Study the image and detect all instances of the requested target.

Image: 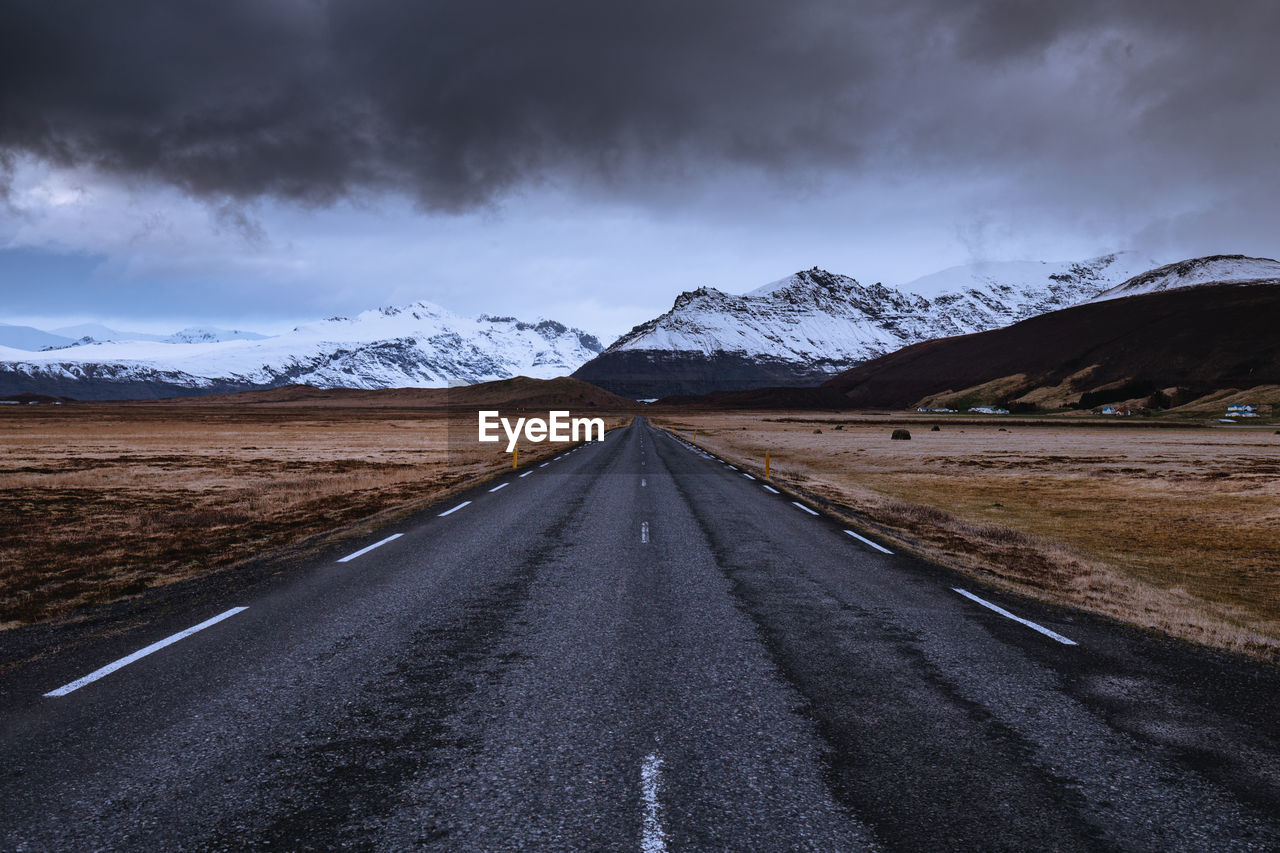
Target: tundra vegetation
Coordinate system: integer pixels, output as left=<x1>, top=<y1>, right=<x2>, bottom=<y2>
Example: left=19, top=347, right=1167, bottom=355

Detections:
left=653, top=412, right=1280, bottom=661
left=0, top=404, right=628, bottom=628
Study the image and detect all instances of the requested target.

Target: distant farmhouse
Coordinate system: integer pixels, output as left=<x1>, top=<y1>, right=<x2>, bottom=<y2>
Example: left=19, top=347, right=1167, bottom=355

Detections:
left=1225, top=403, right=1259, bottom=417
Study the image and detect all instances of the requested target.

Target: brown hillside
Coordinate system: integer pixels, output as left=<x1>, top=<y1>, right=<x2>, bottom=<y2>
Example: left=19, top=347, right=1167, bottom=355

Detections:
left=823, top=283, right=1280, bottom=409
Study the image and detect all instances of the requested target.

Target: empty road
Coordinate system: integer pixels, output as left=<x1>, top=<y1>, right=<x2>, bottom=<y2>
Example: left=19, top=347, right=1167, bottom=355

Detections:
left=3, top=417, right=1278, bottom=850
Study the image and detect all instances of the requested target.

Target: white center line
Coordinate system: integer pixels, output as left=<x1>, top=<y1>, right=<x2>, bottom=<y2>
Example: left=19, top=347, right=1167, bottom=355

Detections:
left=44, top=607, right=248, bottom=697
left=539, top=462, right=550, bottom=468
left=742, top=473, right=755, bottom=480
left=438, top=500, right=472, bottom=517
left=792, top=501, right=819, bottom=515
left=519, top=470, right=533, bottom=478
left=337, top=533, right=403, bottom=563
left=844, top=529, right=893, bottom=554
left=953, top=588, right=1078, bottom=646
left=641, top=478, right=646, bottom=487
left=762, top=485, right=780, bottom=494
left=641, top=521, right=650, bottom=543
left=726, top=465, right=738, bottom=471
left=640, top=752, right=666, bottom=853
left=488, top=482, right=509, bottom=493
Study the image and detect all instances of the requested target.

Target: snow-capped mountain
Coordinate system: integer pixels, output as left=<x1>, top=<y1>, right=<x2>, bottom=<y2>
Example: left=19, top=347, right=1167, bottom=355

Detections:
left=1091, top=255, right=1280, bottom=302
left=163, top=327, right=269, bottom=344
left=574, top=253, right=1156, bottom=397
left=50, top=323, right=168, bottom=343
left=0, top=323, right=75, bottom=352
left=0, top=302, right=603, bottom=400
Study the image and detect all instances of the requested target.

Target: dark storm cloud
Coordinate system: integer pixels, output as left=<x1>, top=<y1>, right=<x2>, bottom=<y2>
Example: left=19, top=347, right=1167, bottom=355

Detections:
left=1, top=0, right=1278, bottom=211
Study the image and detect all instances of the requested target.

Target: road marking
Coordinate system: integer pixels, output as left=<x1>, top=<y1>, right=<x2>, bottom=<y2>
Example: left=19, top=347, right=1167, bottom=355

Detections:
left=952, top=588, right=1078, bottom=646
left=762, top=485, right=780, bottom=494
left=540, top=462, right=550, bottom=468
left=727, top=465, right=738, bottom=471
left=641, top=521, right=650, bottom=543
left=792, top=501, right=819, bottom=515
left=519, top=471, right=533, bottom=478
left=337, top=533, right=403, bottom=562
left=438, top=501, right=472, bottom=517
left=742, top=473, right=755, bottom=480
left=488, top=482, right=509, bottom=493
left=44, top=607, right=248, bottom=697
left=641, top=478, right=646, bottom=487
left=641, top=752, right=666, bottom=853
left=844, top=529, right=893, bottom=555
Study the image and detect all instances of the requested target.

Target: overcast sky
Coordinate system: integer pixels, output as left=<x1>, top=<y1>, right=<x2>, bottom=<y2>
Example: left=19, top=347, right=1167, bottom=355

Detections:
left=2, top=0, right=1278, bottom=341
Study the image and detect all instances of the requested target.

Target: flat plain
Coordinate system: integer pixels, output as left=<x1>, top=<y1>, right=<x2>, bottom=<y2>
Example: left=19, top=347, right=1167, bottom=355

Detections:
left=0, top=404, right=626, bottom=628
left=651, top=412, right=1280, bottom=660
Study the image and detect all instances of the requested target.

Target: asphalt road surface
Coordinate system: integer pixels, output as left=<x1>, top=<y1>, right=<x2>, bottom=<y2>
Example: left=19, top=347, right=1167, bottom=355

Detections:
left=3, top=417, right=1279, bottom=851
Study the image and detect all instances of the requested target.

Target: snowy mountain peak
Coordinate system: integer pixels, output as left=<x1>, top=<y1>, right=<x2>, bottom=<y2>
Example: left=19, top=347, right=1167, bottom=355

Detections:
left=1, top=301, right=605, bottom=399
left=164, top=327, right=269, bottom=344
left=1092, top=255, right=1280, bottom=302
left=746, top=267, right=858, bottom=298
left=575, top=251, right=1169, bottom=398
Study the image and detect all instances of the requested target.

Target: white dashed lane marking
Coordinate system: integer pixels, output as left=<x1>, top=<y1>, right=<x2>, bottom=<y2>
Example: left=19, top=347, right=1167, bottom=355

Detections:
left=488, top=482, right=509, bottom=493
left=953, top=588, right=1078, bottom=646
left=844, top=529, right=893, bottom=555
left=640, top=752, right=667, bottom=852
left=337, top=533, right=403, bottom=563
left=45, top=607, right=249, bottom=697
left=438, top=501, right=472, bottom=517
left=762, top=485, right=780, bottom=494
left=792, top=501, right=819, bottom=516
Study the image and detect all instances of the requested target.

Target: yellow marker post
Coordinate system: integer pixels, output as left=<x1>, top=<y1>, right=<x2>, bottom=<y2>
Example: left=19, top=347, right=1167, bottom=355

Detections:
left=513, top=446, right=518, bottom=468
left=693, top=430, right=697, bottom=441
left=765, top=452, right=770, bottom=478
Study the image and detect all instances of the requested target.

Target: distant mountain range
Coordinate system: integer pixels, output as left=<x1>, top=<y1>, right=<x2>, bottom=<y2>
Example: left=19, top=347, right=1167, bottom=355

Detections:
left=573, top=253, right=1159, bottom=398
left=825, top=267, right=1280, bottom=412
left=0, top=304, right=602, bottom=400
left=5, top=253, right=1276, bottom=403
left=0, top=322, right=270, bottom=351
left=659, top=256, right=1280, bottom=412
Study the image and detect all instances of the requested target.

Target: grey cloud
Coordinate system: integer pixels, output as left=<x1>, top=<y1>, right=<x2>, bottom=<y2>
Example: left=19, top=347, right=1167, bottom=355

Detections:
left=0, top=0, right=1277, bottom=215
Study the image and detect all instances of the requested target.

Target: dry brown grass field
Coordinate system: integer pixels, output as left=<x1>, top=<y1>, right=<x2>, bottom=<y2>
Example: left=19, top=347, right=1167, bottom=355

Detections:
left=652, top=412, right=1280, bottom=661
left=0, top=404, right=628, bottom=628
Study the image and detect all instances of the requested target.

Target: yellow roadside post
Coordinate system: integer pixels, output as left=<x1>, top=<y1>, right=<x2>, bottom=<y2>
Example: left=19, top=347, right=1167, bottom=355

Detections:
left=513, top=446, right=518, bottom=468
left=765, top=452, right=770, bottom=478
